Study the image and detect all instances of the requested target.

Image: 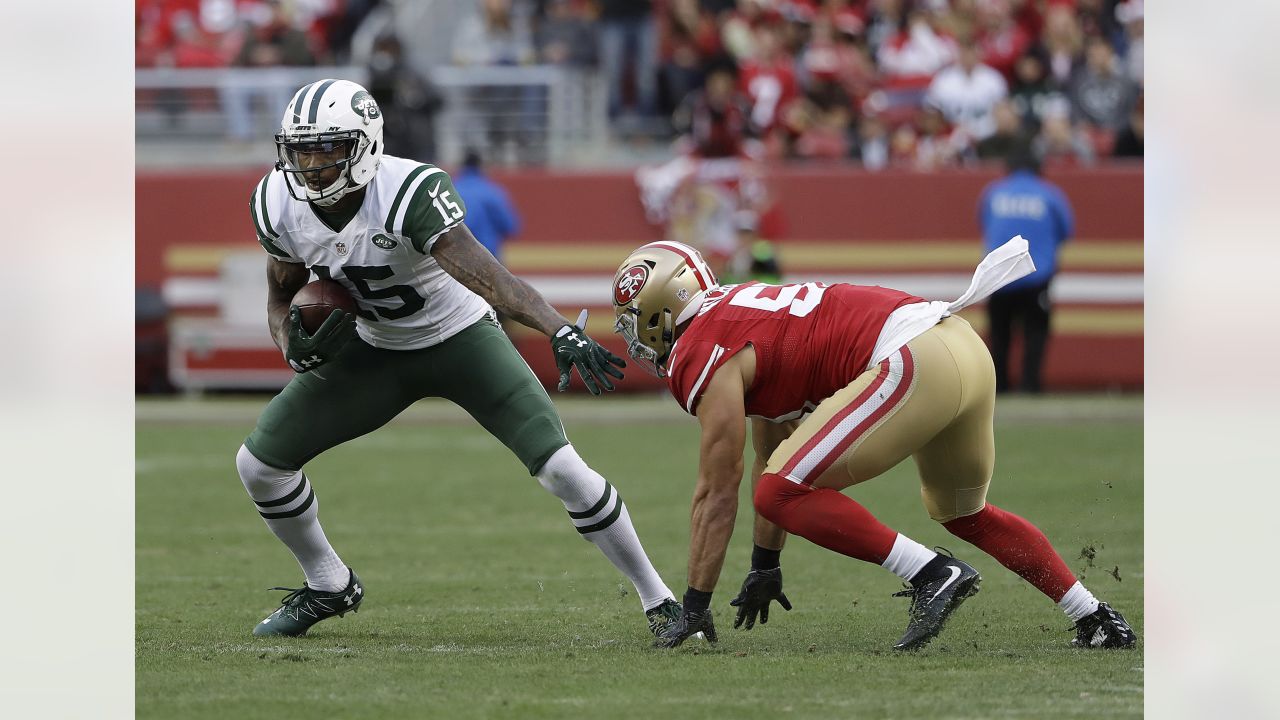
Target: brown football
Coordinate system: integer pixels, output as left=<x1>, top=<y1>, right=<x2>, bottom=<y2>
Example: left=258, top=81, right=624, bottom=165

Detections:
left=292, top=279, right=358, bottom=334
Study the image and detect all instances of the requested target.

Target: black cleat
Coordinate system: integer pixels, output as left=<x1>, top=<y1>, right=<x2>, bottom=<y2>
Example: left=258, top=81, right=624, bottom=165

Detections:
left=645, top=598, right=683, bottom=637
left=1072, top=602, right=1137, bottom=649
left=253, top=568, right=364, bottom=637
left=892, top=551, right=981, bottom=651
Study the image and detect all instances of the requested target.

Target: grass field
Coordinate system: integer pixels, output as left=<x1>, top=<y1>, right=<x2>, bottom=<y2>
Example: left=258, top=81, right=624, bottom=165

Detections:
left=137, top=394, right=1143, bottom=719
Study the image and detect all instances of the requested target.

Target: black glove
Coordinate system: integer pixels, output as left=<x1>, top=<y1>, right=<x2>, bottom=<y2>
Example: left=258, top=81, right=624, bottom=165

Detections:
left=729, top=567, right=792, bottom=629
left=653, top=607, right=718, bottom=649
left=551, top=310, right=626, bottom=395
left=284, top=306, right=356, bottom=373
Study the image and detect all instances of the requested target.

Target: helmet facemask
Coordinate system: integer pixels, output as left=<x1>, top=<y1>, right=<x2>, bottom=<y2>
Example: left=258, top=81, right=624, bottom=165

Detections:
left=275, top=131, right=368, bottom=206
left=614, top=305, right=674, bottom=378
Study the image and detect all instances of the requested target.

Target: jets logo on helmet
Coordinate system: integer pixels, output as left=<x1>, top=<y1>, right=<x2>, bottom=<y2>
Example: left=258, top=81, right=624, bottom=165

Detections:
left=611, top=241, right=717, bottom=378
left=275, top=79, right=385, bottom=207
left=350, top=90, right=381, bottom=122
left=614, top=265, right=650, bottom=305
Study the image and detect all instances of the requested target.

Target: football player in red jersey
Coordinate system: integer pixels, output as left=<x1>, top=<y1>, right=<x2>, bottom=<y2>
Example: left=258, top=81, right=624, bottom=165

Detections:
left=612, top=240, right=1137, bottom=651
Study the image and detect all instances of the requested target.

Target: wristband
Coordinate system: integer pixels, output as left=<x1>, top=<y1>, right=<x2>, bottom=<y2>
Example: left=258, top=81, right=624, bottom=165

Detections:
left=751, top=544, right=781, bottom=570
left=683, top=587, right=713, bottom=613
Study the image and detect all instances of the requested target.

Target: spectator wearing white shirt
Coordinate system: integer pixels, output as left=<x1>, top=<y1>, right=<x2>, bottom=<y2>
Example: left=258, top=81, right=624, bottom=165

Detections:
left=925, top=41, right=1008, bottom=141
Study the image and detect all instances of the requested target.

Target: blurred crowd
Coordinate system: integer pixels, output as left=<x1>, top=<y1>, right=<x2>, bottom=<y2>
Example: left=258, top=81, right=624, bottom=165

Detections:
left=137, top=0, right=1143, bottom=167
left=136, top=0, right=381, bottom=68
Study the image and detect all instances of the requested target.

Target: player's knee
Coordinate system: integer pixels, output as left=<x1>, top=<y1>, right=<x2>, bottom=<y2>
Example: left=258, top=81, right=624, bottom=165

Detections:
left=941, top=504, right=991, bottom=539
left=753, top=472, right=797, bottom=526
left=535, top=444, right=603, bottom=502
left=236, top=444, right=296, bottom=496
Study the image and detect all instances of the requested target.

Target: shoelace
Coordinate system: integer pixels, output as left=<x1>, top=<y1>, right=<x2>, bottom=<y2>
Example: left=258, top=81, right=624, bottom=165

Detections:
left=891, top=546, right=957, bottom=615
left=268, top=585, right=311, bottom=608
left=892, top=584, right=922, bottom=617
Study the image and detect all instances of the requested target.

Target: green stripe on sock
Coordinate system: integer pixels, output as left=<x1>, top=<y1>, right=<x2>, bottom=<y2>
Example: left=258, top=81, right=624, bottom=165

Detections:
left=259, top=487, right=316, bottom=520
left=254, top=475, right=308, bottom=508
left=568, top=482, right=614, bottom=519
left=575, top=498, right=623, bottom=535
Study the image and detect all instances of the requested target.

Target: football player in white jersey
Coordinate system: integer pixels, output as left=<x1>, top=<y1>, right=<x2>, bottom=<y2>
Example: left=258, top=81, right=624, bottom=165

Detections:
left=238, top=79, right=681, bottom=638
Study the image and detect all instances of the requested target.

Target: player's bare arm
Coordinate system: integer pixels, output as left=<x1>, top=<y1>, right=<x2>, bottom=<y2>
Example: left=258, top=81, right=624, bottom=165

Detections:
left=686, top=351, right=752, bottom=592
left=727, top=416, right=799, bottom=630
left=266, top=256, right=311, bottom=352
left=433, top=222, right=626, bottom=394
left=431, top=223, right=568, bottom=336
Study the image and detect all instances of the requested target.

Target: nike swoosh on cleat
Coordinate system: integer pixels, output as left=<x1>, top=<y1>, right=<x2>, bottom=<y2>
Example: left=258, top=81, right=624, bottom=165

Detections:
left=927, top=566, right=963, bottom=605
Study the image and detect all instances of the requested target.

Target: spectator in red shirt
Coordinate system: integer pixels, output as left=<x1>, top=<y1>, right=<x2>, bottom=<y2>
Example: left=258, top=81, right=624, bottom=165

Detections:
left=740, top=23, right=799, bottom=136
left=976, top=0, right=1033, bottom=81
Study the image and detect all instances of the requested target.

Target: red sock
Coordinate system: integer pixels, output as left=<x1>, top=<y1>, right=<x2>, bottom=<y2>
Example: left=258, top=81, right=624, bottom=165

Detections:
left=754, top=472, right=897, bottom=564
left=943, top=503, right=1077, bottom=601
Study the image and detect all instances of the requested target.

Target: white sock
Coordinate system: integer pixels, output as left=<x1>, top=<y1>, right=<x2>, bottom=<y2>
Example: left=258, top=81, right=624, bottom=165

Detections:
left=237, top=445, right=348, bottom=592
left=881, top=534, right=938, bottom=582
left=1057, top=581, right=1100, bottom=621
left=537, top=445, right=674, bottom=611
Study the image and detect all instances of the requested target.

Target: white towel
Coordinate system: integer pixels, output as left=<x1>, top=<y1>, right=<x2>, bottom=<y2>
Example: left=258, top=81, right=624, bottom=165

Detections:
left=947, top=235, right=1037, bottom=313
left=868, top=236, right=1036, bottom=367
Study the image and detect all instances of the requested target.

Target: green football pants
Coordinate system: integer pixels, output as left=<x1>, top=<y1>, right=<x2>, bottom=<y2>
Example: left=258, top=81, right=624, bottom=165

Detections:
left=244, top=316, right=568, bottom=475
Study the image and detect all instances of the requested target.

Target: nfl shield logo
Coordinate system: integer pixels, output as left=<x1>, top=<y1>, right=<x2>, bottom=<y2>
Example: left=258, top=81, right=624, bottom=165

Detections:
left=335, top=241, right=348, bottom=256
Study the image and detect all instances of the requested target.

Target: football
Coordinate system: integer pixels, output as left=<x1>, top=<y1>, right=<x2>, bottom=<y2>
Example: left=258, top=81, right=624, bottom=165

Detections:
left=292, top=279, right=358, bottom=334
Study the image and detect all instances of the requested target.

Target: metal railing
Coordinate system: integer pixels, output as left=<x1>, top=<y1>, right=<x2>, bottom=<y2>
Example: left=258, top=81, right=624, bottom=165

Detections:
left=135, top=65, right=608, bottom=166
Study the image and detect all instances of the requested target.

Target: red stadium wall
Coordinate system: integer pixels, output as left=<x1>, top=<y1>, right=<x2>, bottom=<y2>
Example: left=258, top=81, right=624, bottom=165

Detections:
left=136, top=165, right=1142, bottom=392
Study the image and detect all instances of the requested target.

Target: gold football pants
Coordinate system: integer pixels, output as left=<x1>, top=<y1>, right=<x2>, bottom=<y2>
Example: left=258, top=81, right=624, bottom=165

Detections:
left=764, top=316, right=996, bottom=522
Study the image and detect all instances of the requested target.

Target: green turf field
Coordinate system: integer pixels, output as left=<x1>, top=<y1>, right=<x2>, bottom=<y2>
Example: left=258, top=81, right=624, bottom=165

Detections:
left=137, top=395, right=1143, bottom=719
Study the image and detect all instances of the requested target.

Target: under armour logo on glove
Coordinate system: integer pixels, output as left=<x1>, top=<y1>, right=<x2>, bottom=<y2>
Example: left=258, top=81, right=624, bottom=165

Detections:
left=284, top=306, right=356, bottom=374
left=551, top=310, right=627, bottom=395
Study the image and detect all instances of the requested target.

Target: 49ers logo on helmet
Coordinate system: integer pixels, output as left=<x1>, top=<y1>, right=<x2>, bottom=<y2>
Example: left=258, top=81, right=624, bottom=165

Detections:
left=614, top=265, right=650, bottom=305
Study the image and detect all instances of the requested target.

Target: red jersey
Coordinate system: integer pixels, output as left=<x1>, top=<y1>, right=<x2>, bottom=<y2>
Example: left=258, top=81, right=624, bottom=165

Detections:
left=740, top=59, right=798, bottom=133
left=666, top=282, right=923, bottom=420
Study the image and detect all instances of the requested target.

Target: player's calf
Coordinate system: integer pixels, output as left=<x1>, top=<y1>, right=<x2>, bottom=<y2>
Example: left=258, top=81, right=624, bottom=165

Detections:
left=535, top=445, right=677, bottom=627
left=943, top=503, right=1138, bottom=648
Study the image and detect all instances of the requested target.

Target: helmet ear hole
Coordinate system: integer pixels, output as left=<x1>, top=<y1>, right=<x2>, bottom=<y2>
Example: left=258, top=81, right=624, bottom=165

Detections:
left=646, top=312, right=660, bottom=330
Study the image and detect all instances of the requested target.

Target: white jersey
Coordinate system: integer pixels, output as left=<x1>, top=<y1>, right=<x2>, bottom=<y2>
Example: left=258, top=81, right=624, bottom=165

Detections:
left=250, top=155, right=491, bottom=350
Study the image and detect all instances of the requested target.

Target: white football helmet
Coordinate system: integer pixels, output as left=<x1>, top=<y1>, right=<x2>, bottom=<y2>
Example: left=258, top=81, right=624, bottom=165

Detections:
left=611, top=241, right=719, bottom=377
left=275, top=79, right=385, bottom=206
